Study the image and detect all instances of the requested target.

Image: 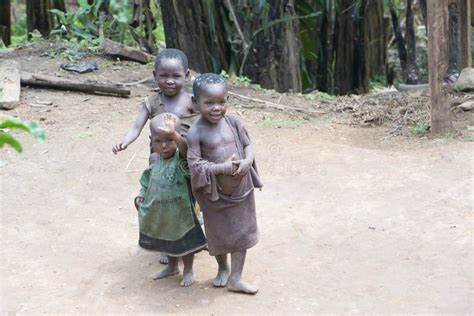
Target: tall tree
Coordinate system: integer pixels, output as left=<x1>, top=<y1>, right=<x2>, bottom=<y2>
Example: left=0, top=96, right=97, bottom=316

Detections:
left=361, top=0, right=385, bottom=79
left=458, top=0, right=472, bottom=68
left=1, top=0, right=11, bottom=46
left=159, top=0, right=302, bottom=92
left=26, top=0, right=53, bottom=36
left=334, top=0, right=356, bottom=94
left=240, top=0, right=302, bottom=92
left=160, top=0, right=230, bottom=73
left=405, top=0, right=419, bottom=83
left=427, top=0, right=451, bottom=133
left=388, top=0, right=408, bottom=82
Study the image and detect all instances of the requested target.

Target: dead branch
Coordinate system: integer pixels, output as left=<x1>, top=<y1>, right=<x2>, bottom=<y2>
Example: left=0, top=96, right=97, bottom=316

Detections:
left=228, top=91, right=327, bottom=116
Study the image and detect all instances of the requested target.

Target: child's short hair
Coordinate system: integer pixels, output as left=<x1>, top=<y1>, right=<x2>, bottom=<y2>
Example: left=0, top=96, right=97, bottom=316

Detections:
left=193, top=73, right=227, bottom=98
left=154, top=48, right=188, bottom=71
left=150, top=113, right=181, bottom=134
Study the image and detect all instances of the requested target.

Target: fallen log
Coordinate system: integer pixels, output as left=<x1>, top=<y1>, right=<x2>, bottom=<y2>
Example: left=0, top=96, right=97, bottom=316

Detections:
left=228, top=91, right=327, bottom=117
left=101, top=38, right=151, bottom=64
left=21, top=72, right=131, bottom=97
left=0, top=60, right=21, bottom=110
left=396, top=83, right=429, bottom=92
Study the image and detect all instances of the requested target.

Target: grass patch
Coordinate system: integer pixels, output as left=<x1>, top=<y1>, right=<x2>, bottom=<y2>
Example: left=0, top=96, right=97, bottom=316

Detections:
left=412, top=121, right=430, bottom=135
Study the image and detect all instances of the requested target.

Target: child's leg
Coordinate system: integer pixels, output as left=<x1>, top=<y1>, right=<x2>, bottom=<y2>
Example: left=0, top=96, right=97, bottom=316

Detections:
left=159, top=252, right=168, bottom=264
left=213, top=254, right=230, bottom=287
left=180, top=253, right=195, bottom=287
left=154, top=256, right=179, bottom=280
left=227, top=250, right=258, bottom=294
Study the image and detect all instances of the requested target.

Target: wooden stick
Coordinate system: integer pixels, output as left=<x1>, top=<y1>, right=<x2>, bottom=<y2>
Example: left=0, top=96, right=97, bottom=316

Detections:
left=125, top=153, right=136, bottom=170
left=228, top=91, right=327, bottom=116
left=0, top=60, right=21, bottom=110
left=21, top=72, right=131, bottom=97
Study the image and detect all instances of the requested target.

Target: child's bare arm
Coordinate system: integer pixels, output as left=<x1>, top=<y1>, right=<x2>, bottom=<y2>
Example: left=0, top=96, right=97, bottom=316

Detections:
left=159, top=113, right=188, bottom=157
left=113, top=104, right=149, bottom=154
left=233, top=144, right=254, bottom=176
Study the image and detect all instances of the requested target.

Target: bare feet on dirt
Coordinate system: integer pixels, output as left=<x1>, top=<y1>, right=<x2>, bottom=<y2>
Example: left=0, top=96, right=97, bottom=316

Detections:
left=153, top=266, right=179, bottom=280
left=227, top=277, right=258, bottom=295
left=213, top=268, right=230, bottom=287
left=180, top=270, right=194, bottom=287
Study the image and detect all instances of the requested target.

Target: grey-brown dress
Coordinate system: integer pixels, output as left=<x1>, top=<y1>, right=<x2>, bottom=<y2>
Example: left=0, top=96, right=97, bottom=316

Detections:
left=187, top=116, right=263, bottom=256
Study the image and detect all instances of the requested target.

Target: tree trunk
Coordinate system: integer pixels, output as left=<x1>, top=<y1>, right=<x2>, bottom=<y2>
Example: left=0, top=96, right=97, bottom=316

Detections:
left=459, top=0, right=472, bottom=68
left=160, top=0, right=229, bottom=73
left=427, top=0, right=452, bottom=133
left=419, top=0, right=428, bottom=30
left=316, top=2, right=330, bottom=92
left=388, top=0, right=408, bottom=82
left=362, top=0, right=385, bottom=79
left=406, top=0, right=419, bottom=83
left=334, top=0, right=355, bottom=94
left=242, top=0, right=302, bottom=92
left=52, top=0, right=66, bottom=12
left=26, top=0, right=53, bottom=36
left=0, top=0, right=11, bottom=46
left=447, top=0, right=460, bottom=75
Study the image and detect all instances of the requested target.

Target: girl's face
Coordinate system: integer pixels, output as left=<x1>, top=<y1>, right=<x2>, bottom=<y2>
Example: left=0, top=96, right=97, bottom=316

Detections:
left=151, top=129, right=177, bottom=159
left=194, top=84, right=228, bottom=124
left=154, top=58, right=188, bottom=97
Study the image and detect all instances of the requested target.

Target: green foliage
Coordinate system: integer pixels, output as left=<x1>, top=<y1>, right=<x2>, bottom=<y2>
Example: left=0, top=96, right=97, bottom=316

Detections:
left=412, top=121, right=430, bottom=135
left=369, top=75, right=387, bottom=89
left=108, top=0, right=133, bottom=44
left=50, top=0, right=104, bottom=39
left=0, top=118, right=45, bottom=153
left=10, top=15, right=28, bottom=46
left=49, top=0, right=134, bottom=46
left=220, top=70, right=252, bottom=86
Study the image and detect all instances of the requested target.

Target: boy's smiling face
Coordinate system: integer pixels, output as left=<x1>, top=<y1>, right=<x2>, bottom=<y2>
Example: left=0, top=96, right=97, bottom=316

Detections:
left=154, top=58, right=188, bottom=97
left=194, top=84, right=228, bottom=124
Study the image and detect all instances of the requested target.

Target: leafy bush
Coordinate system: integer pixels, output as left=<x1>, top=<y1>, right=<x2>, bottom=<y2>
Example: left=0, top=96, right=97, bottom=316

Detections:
left=0, top=118, right=45, bottom=153
left=412, top=121, right=430, bottom=135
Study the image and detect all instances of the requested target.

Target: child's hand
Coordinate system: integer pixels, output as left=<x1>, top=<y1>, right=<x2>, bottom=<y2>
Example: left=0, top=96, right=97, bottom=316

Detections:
left=113, top=142, right=128, bottom=154
left=223, top=154, right=238, bottom=175
left=232, top=158, right=252, bottom=176
left=158, top=113, right=176, bottom=137
left=134, top=196, right=144, bottom=211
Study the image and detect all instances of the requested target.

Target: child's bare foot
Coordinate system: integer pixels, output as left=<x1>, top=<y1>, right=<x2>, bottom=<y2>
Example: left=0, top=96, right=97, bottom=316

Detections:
left=153, top=266, right=179, bottom=280
left=180, top=270, right=194, bottom=287
left=227, top=277, right=258, bottom=294
left=159, top=252, right=168, bottom=264
left=213, top=268, right=230, bottom=287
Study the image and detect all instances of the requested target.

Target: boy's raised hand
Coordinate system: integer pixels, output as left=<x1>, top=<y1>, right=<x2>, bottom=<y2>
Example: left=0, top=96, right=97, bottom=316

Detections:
left=158, top=113, right=176, bottom=137
left=113, top=142, right=128, bottom=154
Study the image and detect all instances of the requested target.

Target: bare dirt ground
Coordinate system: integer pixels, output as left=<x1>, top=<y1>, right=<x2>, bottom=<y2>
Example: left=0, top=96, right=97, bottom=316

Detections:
left=1, top=44, right=473, bottom=314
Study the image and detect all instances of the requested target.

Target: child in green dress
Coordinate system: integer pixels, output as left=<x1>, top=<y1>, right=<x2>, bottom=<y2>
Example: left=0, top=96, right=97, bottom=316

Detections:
left=135, top=113, right=206, bottom=287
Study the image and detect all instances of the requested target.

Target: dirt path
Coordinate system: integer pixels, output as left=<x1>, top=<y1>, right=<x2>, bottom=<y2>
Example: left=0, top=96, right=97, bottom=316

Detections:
left=1, top=50, right=473, bottom=314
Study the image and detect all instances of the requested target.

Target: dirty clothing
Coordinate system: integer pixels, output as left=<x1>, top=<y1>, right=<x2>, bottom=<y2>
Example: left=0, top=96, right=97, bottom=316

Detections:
left=137, top=150, right=206, bottom=257
left=187, top=116, right=262, bottom=256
